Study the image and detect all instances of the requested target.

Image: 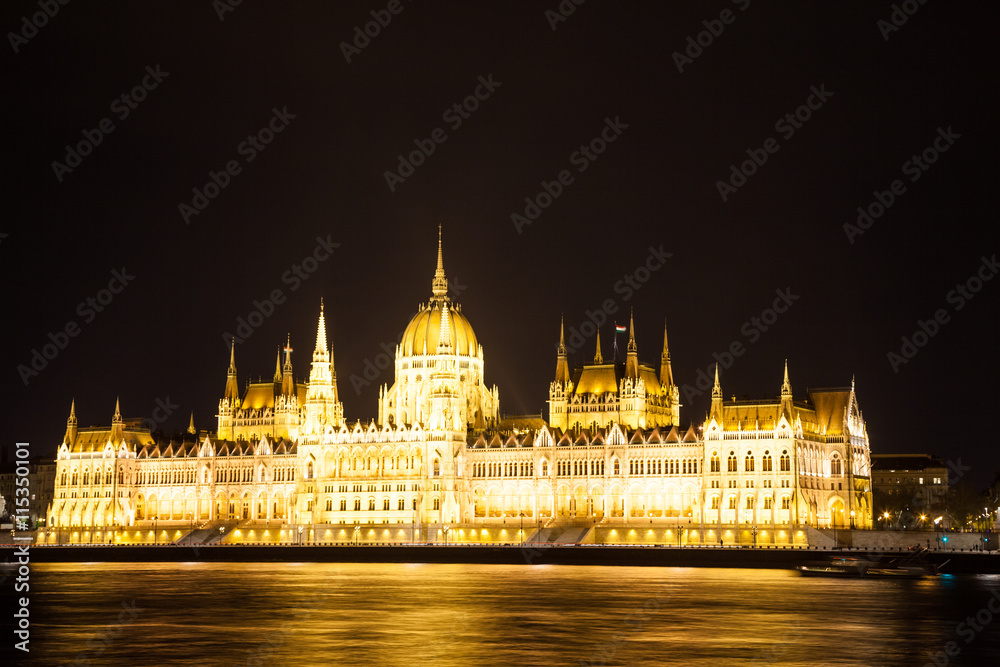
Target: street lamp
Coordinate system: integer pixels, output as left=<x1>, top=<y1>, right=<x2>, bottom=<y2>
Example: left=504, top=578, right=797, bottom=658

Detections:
left=354, top=525, right=361, bottom=545
left=298, top=525, right=304, bottom=545
left=153, top=518, right=157, bottom=545
left=850, top=510, right=856, bottom=530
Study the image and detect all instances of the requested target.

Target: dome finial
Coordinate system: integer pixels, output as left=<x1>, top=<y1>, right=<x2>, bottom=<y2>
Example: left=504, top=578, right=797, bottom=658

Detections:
left=431, top=225, right=448, bottom=301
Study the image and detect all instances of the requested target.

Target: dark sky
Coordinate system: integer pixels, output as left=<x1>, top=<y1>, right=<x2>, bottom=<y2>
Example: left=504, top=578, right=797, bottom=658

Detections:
left=4, top=2, right=998, bottom=487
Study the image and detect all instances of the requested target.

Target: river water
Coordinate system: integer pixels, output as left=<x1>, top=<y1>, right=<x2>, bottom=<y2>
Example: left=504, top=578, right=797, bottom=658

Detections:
left=17, top=562, right=1000, bottom=666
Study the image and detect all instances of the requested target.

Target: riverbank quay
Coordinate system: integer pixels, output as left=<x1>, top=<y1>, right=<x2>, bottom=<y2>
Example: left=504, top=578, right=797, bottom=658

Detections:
left=11, top=544, right=1000, bottom=574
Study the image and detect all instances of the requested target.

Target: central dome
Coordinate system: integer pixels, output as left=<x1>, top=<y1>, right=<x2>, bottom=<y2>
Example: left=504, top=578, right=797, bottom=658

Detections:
left=400, top=302, right=478, bottom=357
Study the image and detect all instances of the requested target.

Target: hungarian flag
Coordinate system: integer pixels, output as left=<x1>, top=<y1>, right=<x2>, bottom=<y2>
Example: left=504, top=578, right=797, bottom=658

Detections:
left=615, top=325, right=626, bottom=333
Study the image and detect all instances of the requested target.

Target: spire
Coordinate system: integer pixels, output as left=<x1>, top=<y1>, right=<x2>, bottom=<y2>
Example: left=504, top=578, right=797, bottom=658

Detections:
left=710, top=365, right=723, bottom=422
left=282, top=335, right=295, bottom=397
left=624, top=310, right=639, bottom=378
left=315, top=299, right=328, bottom=352
left=64, top=399, right=78, bottom=446
left=431, top=225, right=449, bottom=301
left=594, top=329, right=604, bottom=364
left=659, top=320, right=674, bottom=388
left=113, top=397, right=122, bottom=424
left=187, top=412, right=196, bottom=435
left=781, top=359, right=792, bottom=398
left=554, top=316, right=570, bottom=384
left=224, top=339, right=239, bottom=403
left=273, top=351, right=282, bottom=382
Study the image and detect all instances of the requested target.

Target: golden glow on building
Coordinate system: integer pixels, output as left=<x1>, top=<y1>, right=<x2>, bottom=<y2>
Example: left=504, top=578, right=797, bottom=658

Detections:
left=45, top=230, right=872, bottom=546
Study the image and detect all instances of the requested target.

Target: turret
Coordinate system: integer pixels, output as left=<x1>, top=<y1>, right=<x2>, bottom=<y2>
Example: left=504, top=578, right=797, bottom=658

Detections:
left=780, top=360, right=793, bottom=419
left=554, top=316, right=570, bottom=384
left=710, top=365, right=723, bottom=422
left=659, top=320, right=674, bottom=389
left=64, top=399, right=78, bottom=446
left=625, top=310, right=639, bottom=379
left=594, top=329, right=604, bottom=364
left=282, top=336, right=295, bottom=397
left=224, top=339, right=239, bottom=404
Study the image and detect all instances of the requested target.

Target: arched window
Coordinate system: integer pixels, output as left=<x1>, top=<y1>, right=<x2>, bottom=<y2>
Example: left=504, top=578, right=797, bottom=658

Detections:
left=614, top=459, right=620, bottom=475
left=710, top=453, right=720, bottom=473
left=781, top=495, right=790, bottom=510
left=764, top=496, right=772, bottom=510
left=746, top=496, right=754, bottom=510
left=433, top=497, right=440, bottom=510
left=398, top=498, right=405, bottom=511
left=433, top=459, right=440, bottom=477
left=340, top=499, right=347, bottom=511
left=728, top=495, right=736, bottom=509
left=780, top=451, right=790, bottom=472
left=727, top=452, right=737, bottom=472
left=60, top=470, right=67, bottom=486
left=325, top=498, right=333, bottom=511
left=542, top=460, right=548, bottom=476
left=354, top=498, right=361, bottom=511
left=306, top=462, right=314, bottom=479
left=383, top=498, right=390, bottom=511
left=711, top=496, right=719, bottom=509
left=71, top=469, right=79, bottom=485
left=83, top=469, right=90, bottom=485
left=831, top=457, right=842, bottom=476
left=368, top=498, right=376, bottom=511
left=105, top=469, right=112, bottom=485
left=412, top=498, right=418, bottom=510
left=762, top=452, right=773, bottom=472
left=745, top=452, right=754, bottom=472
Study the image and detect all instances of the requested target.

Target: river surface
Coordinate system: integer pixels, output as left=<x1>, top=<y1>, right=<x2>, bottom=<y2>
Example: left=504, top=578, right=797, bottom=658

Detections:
left=13, top=562, right=1000, bottom=666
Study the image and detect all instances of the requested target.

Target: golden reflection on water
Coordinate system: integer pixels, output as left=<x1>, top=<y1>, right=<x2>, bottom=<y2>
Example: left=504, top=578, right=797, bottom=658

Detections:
left=27, top=563, right=1000, bottom=666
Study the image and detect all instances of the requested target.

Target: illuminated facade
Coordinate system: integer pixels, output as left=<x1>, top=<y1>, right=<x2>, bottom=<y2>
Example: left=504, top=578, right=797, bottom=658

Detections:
left=46, top=230, right=873, bottom=544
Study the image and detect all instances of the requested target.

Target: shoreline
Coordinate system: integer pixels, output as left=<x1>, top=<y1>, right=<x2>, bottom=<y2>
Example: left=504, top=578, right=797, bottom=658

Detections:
left=11, top=544, right=1000, bottom=574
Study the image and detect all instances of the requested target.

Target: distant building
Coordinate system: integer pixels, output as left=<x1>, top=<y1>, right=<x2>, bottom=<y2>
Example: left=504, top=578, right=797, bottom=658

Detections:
left=871, top=453, right=949, bottom=508
left=0, top=456, right=56, bottom=529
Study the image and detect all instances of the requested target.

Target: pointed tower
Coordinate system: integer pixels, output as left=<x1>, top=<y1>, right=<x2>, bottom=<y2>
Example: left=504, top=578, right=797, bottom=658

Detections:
left=710, top=365, right=724, bottom=423
left=187, top=412, right=196, bottom=435
left=625, top=310, right=639, bottom=379
left=225, top=340, right=239, bottom=404
left=436, top=301, right=453, bottom=354
left=431, top=224, right=449, bottom=303
left=659, top=320, right=674, bottom=388
left=594, top=329, right=604, bottom=364
left=64, top=399, right=78, bottom=447
left=273, top=351, right=282, bottom=383
left=110, top=397, right=124, bottom=443
left=303, top=299, right=344, bottom=435
left=282, top=336, right=295, bottom=397
left=554, top=316, right=570, bottom=384
left=780, top=359, right=793, bottom=419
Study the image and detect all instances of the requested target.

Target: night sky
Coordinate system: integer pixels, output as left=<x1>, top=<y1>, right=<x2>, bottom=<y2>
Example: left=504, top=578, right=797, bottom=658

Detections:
left=4, top=2, right=998, bottom=487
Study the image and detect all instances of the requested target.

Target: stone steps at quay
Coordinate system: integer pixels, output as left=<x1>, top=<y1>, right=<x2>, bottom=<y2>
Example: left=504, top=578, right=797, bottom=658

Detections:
left=527, top=523, right=594, bottom=545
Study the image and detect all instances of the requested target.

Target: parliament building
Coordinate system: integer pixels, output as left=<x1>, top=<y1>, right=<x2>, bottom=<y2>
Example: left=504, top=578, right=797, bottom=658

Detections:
left=45, top=231, right=874, bottom=546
